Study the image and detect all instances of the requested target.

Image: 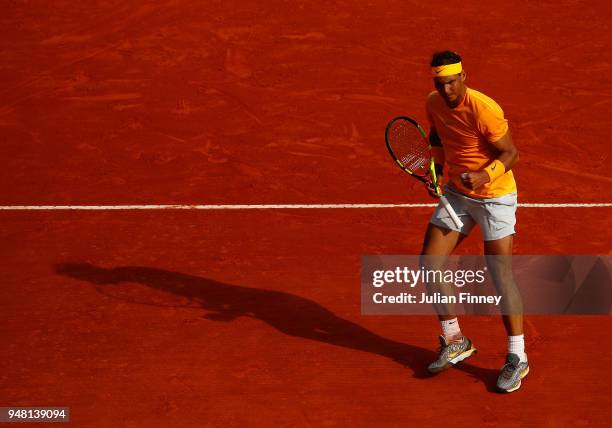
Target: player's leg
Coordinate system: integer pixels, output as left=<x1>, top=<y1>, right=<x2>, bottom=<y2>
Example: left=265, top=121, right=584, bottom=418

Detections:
left=423, top=189, right=475, bottom=321
left=421, top=223, right=465, bottom=323
left=479, top=193, right=529, bottom=392
left=421, top=222, right=465, bottom=256
left=422, top=224, right=477, bottom=373
left=423, top=195, right=477, bottom=373
left=484, top=235, right=523, bottom=335
left=485, top=236, right=529, bottom=392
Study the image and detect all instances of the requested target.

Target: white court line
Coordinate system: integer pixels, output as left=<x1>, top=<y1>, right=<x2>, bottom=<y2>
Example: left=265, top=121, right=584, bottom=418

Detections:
left=0, top=203, right=610, bottom=210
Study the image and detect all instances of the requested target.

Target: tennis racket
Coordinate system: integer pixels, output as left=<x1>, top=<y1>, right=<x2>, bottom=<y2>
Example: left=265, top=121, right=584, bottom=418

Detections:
left=385, top=116, right=464, bottom=229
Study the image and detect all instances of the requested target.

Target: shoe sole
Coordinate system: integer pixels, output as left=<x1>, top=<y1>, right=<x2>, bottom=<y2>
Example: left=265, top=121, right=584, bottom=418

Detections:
left=500, top=366, right=530, bottom=393
left=428, top=346, right=477, bottom=374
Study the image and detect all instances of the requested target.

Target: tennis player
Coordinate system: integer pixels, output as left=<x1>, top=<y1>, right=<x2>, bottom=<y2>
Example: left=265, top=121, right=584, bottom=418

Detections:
left=421, top=51, right=528, bottom=392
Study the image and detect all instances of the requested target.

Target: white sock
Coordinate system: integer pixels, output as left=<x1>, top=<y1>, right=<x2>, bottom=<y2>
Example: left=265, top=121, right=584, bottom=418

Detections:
left=508, top=334, right=527, bottom=362
left=441, top=318, right=461, bottom=339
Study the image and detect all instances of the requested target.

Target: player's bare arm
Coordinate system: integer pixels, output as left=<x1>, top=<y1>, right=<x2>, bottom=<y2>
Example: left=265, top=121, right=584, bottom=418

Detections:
left=461, top=131, right=519, bottom=190
left=429, top=126, right=442, bottom=148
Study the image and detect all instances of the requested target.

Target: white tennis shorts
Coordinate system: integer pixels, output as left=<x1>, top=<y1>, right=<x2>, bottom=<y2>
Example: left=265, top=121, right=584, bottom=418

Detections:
left=430, top=186, right=517, bottom=241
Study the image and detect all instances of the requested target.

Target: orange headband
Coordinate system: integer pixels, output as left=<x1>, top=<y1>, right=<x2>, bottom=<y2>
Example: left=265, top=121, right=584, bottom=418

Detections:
left=431, top=62, right=462, bottom=77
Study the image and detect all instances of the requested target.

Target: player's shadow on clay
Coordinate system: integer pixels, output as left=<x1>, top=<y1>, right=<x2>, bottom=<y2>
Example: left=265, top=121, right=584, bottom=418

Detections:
left=54, top=263, right=499, bottom=391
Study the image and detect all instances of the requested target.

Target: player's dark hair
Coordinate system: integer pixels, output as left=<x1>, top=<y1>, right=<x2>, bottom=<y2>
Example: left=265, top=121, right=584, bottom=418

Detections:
left=431, top=51, right=462, bottom=66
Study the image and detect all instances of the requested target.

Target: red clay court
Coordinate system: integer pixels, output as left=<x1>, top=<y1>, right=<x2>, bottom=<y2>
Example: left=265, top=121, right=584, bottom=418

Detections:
left=1, top=1, right=611, bottom=426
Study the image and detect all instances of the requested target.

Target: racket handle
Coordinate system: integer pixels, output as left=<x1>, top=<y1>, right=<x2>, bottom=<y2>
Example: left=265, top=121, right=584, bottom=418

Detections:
left=440, top=196, right=464, bottom=229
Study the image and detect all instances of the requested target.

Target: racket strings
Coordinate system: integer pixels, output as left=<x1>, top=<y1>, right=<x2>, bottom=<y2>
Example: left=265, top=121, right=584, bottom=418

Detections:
left=400, top=153, right=428, bottom=171
left=388, top=121, right=430, bottom=176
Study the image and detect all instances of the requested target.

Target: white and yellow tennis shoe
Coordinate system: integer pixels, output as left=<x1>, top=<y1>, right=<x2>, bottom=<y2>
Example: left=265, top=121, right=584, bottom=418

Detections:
left=497, top=353, right=529, bottom=392
left=427, top=335, right=477, bottom=373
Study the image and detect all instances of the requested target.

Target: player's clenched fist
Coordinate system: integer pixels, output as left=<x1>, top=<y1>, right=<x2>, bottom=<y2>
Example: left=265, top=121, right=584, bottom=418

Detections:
left=460, top=171, right=490, bottom=190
